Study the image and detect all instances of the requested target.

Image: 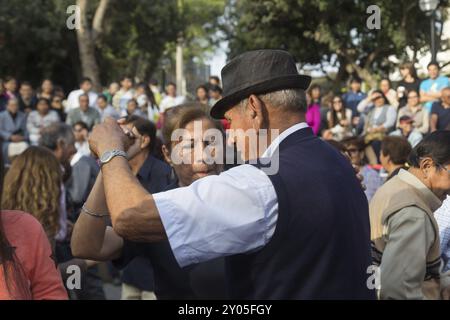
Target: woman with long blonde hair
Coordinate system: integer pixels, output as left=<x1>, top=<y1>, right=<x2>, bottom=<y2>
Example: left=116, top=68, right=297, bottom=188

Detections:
left=2, top=146, right=62, bottom=241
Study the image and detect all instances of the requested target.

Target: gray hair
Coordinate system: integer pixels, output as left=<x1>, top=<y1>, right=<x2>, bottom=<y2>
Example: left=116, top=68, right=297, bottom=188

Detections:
left=239, top=89, right=307, bottom=113
left=39, top=123, right=74, bottom=151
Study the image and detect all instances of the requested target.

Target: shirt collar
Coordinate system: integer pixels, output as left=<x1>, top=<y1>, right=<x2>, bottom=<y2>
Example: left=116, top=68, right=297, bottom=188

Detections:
left=398, top=169, right=442, bottom=211
left=262, top=122, right=309, bottom=158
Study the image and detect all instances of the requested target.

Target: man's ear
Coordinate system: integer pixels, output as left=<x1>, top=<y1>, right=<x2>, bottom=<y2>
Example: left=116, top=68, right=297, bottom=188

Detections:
left=419, top=157, right=433, bottom=179
left=141, top=135, right=151, bottom=150
left=247, top=94, right=265, bottom=129
left=162, top=144, right=172, bottom=166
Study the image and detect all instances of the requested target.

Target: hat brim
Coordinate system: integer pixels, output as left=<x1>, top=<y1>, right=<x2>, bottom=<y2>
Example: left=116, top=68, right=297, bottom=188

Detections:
left=210, top=74, right=312, bottom=119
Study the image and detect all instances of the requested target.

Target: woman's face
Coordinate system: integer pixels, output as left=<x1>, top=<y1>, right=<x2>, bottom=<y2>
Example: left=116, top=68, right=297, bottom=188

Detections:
left=400, top=67, right=410, bottom=78
left=380, top=80, right=390, bottom=93
left=127, top=101, right=137, bottom=113
left=42, top=80, right=53, bottom=93
left=196, top=88, right=208, bottom=100
left=36, top=100, right=49, bottom=114
left=332, top=98, right=343, bottom=112
left=311, top=88, right=321, bottom=100
left=373, top=94, right=385, bottom=107
left=165, top=118, right=223, bottom=186
left=345, top=144, right=363, bottom=166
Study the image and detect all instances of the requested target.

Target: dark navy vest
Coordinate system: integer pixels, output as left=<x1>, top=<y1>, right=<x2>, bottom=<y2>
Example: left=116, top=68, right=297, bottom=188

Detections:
left=225, top=127, right=375, bottom=299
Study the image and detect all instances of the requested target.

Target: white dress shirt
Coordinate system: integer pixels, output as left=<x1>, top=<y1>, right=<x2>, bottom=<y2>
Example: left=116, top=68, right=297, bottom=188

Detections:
left=153, top=122, right=308, bottom=267
left=66, top=89, right=98, bottom=112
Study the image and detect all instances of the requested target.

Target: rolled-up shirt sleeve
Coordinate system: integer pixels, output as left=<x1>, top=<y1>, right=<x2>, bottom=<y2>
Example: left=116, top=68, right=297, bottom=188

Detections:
left=152, top=164, right=278, bottom=267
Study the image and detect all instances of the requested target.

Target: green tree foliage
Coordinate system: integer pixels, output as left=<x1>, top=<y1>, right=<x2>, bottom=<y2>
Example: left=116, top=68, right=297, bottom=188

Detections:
left=0, top=0, right=224, bottom=91
left=226, top=0, right=441, bottom=88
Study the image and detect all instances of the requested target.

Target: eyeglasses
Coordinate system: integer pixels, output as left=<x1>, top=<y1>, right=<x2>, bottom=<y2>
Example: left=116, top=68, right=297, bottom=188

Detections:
left=333, top=100, right=343, bottom=104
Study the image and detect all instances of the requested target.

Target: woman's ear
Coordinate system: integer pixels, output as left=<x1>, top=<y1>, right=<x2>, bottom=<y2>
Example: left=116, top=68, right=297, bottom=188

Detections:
left=162, top=144, right=172, bottom=166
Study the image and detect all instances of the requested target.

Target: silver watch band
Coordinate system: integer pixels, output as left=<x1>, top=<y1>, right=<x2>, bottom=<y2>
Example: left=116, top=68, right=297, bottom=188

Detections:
left=100, top=149, right=128, bottom=167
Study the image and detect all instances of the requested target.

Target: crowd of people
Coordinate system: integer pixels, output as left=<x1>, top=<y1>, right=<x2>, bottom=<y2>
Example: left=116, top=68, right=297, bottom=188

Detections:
left=0, top=50, right=449, bottom=300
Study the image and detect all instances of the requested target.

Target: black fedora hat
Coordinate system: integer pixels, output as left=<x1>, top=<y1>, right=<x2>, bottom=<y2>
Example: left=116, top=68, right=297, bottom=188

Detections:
left=210, top=49, right=311, bottom=119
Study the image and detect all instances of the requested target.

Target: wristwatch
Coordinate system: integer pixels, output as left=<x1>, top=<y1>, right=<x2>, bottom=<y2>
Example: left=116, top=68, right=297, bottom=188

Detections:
left=99, top=150, right=128, bottom=167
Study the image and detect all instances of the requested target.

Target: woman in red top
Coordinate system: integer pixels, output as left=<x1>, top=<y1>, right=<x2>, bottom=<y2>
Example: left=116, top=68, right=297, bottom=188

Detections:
left=0, top=150, right=67, bottom=300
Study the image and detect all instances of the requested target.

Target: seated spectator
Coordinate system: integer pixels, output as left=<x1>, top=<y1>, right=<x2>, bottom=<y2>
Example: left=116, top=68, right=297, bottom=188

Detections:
left=0, top=98, right=28, bottom=162
left=324, top=95, right=353, bottom=141
left=396, top=90, right=429, bottom=134
left=342, top=77, right=366, bottom=130
left=66, top=94, right=101, bottom=131
left=0, top=77, right=18, bottom=112
left=208, top=85, right=223, bottom=106
left=380, top=78, right=399, bottom=110
left=37, top=79, right=54, bottom=101
left=66, top=147, right=99, bottom=218
left=379, top=136, right=412, bottom=181
left=66, top=77, right=98, bottom=112
left=121, top=98, right=146, bottom=118
left=359, top=90, right=397, bottom=161
left=18, top=81, right=37, bottom=113
left=95, top=94, right=120, bottom=122
left=0, top=147, right=67, bottom=300
left=148, top=79, right=162, bottom=106
left=196, top=85, right=210, bottom=106
left=420, top=61, right=450, bottom=113
left=112, top=75, right=135, bottom=113
left=342, top=137, right=383, bottom=201
left=51, top=96, right=66, bottom=122
left=306, top=84, right=321, bottom=135
left=27, top=98, right=60, bottom=146
left=390, top=116, right=423, bottom=147
left=103, top=82, right=119, bottom=104
left=397, top=62, right=421, bottom=108
left=430, top=87, right=450, bottom=132
left=159, top=82, right=185, bottom=113
left=72, top=121, right=91, bottom=159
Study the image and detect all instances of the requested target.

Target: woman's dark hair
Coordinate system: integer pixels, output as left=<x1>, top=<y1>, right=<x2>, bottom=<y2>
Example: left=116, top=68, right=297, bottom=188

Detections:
left=342, top=136, right=366, bottom=152
left=73, top=121, right=89, bottom=131
left=36, top=97, right=50, bottom=107
left=371, top=89, right=389, bottom=105
left=307, top=83, right=321, bottom=96
left=0, top=146, right=30, bottom=298
left=196, top=85, right=209, bottom=99
left=328, top=95, right=347, bottom=128
left=326, top=139, right=347, bottom=154
left=381, top=136, right=412, bottom=165
left=399, top=62, right=418, bottom=79
left=97, top=94, right=108, bottom=102
left=408, top=130, right=450, bottom=168
left=137, top=82, right=157, bottom=108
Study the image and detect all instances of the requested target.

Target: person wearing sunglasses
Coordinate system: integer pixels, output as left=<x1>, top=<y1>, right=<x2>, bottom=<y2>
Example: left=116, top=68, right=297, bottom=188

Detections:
left=370, top=130, right=450, bottom=300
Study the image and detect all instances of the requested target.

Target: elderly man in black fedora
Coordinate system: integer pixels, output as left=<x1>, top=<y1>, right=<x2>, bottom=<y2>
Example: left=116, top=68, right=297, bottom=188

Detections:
left=85, top=50, right=375, bottom=299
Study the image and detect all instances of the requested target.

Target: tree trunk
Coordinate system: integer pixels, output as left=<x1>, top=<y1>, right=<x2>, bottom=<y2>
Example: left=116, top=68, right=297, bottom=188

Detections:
left=76, top=0, right=110, bottom=92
